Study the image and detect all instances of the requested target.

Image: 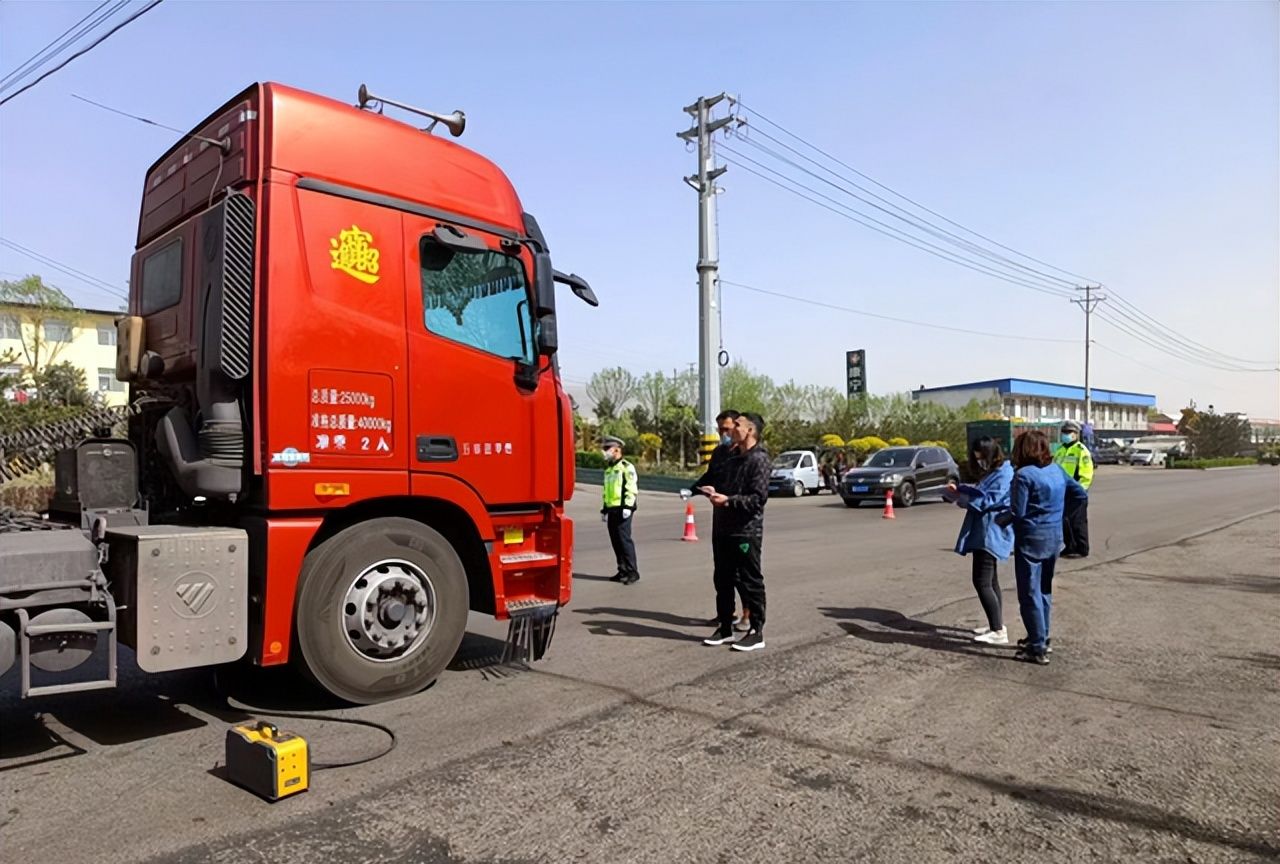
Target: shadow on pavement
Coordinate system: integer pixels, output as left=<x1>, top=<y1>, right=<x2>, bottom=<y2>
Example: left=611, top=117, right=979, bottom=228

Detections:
left=949, top=766, right=1280, bottom=859
left=1113, top=569, right=1280, bottom=594
left=0, top=715, right=87, bottom=772
left=579, top=618, right=694, bottom=642
left=572, top=571, right=619, bottom=583
left=573, top=606, right=709, bottom=628
left=820, top=606, right=1001, bottom=660
left=448, top=631, right=531, bottom=681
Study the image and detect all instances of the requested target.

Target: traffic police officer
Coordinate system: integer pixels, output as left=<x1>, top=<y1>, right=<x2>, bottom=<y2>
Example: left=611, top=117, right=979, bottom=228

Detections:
left=1054, top=419, right=1094, bottom=558
left=601, top=436, right=640, bottom=584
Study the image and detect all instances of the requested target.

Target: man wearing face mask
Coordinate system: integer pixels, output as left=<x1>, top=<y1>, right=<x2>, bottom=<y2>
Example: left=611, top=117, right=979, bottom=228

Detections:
left=601, top=436, right=640, bottom=584
left=687, top=411, right=750, bottom=629
left=699, top=412, right=771, bottom=652
left=1053, top=420, right=1094, bottom=558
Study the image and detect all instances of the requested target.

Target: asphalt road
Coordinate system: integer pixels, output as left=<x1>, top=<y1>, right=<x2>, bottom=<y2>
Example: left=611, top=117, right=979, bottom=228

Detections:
left=2, top=465, right=1278, bottom=863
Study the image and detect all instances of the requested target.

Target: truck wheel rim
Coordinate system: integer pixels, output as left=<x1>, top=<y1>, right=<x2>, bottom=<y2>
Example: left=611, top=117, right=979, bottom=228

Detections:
left=342, top=558, right=437, bottom=662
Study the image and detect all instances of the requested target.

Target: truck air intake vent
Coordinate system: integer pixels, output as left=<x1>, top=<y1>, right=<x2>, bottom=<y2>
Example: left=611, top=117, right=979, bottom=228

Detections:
left=219, top=192, right=255, bottom=380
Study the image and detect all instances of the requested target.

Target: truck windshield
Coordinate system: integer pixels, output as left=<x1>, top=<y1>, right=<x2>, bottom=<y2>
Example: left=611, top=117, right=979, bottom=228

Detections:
left=773, top=454, right=803, bottom=470
left=421, top=240, right=534, bottom=364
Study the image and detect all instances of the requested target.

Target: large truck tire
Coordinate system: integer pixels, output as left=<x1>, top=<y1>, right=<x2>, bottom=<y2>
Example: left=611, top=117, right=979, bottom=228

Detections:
left=294, top=517, right=469, bottom=704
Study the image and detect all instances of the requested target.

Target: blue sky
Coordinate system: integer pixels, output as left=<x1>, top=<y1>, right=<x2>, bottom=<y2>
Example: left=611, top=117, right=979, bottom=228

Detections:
left=1, top=1, right=1276, bottom=417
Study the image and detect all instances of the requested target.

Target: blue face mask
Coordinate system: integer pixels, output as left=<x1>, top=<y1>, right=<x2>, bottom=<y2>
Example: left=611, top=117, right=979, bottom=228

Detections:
left=1062, top=432, right=1077, bottom=444
left=720, top=433, right=733, bottom=446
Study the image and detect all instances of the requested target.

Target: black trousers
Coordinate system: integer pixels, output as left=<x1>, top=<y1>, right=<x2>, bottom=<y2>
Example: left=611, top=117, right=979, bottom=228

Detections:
left=713, top=534, right=766, bottom=629
left=971, top=551, right=1003, bottom=631
left=1063, top=498, right=1090, bottom=556
left=606, top=510, right=638, bottom=577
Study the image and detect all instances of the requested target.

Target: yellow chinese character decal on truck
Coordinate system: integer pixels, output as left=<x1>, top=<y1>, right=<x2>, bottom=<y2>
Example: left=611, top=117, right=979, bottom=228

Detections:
left=329, top=225, right=381, bottom=284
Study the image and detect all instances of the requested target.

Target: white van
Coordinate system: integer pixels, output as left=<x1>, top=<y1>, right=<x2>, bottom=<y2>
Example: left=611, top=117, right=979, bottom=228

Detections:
left=1126, top=436, right=1186, bottom=466
left=768, top=450, right=824, bottom=497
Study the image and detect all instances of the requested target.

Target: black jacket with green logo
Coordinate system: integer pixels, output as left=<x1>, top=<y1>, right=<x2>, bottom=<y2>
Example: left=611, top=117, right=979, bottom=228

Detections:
left=712, top=444, right=771, bottom=538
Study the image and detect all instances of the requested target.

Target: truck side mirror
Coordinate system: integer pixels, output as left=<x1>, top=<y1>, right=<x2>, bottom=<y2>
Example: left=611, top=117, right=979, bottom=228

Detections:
left=534, top=252, right=558, bottom=356
left=534, top=252, right=556, bottom=317
left=554, top=270, right=598, bottom=307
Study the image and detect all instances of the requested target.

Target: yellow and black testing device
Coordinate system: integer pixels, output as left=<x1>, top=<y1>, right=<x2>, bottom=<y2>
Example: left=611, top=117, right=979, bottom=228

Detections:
left=224, top=721, right=310, bottom=801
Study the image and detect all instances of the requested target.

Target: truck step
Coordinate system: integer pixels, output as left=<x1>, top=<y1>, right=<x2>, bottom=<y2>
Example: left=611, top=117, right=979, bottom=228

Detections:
left=16, top=604, right=118, bottom=698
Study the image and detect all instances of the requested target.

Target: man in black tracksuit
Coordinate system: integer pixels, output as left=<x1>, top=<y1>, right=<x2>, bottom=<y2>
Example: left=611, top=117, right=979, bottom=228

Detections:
left=688, top=410, right=748, bottom=628
left=698, top=412, right=771, bottom=652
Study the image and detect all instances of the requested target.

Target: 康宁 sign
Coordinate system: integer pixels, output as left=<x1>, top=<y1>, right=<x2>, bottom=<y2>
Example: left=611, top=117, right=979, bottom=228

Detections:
left=846, top=349, right=866, bottom=398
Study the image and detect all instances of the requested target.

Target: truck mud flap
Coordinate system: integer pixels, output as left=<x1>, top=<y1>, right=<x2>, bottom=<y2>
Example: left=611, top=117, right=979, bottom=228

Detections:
left=501, top=603, right=557, bottom=664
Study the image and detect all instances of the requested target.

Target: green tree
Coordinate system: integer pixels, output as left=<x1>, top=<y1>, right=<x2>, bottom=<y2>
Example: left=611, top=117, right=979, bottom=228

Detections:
left=1184, top=408, right=1249, bottom=458
left=32, top=361, right=96, bottom=407
left=637, top=432, right=663, bottom=464
left=637, top=372, right=673, bottom=428
left=659, top=402, right=699, bottom=468
left=0, top=276, right=79, bottom=396
left=586, top=367, right=637, bottom=421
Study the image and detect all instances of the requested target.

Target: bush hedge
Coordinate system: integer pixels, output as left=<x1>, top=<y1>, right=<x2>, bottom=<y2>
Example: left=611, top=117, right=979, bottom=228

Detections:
left=1167, top=457, right=1257, bottom=470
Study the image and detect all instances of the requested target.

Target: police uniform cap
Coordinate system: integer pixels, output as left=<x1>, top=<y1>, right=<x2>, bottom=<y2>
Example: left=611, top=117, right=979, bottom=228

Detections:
left=1061, top=420, right=1081, bottom=433
left=602, top=436, right=624, bottom=449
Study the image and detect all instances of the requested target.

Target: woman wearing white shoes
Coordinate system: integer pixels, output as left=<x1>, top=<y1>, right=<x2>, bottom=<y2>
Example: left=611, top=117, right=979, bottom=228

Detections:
left=946, top=437, right=1015, bottom=645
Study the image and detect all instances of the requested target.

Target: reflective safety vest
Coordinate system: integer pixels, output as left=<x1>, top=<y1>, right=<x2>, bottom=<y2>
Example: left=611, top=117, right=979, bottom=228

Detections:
left=602, top=459, right=638, bottom=509
left=1054, top=441, right=1094, bottom=490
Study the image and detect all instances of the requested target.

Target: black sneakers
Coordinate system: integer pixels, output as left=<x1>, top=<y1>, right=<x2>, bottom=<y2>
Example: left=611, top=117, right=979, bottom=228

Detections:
left=731, top=629, right=766, bottom=652
left=1017, top=637, right=1053, bottom=654
left=703, top=625, right=738, bottom=646
left=1014, top=647, right=1050, bottom=665
left=620, top=573, right=640, bottom=585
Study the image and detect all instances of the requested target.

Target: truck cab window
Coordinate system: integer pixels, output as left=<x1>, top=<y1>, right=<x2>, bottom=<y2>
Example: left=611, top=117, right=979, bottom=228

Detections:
left=141, top=239, right=183, bottom=315
left=420, top=235, right=534, bottom=364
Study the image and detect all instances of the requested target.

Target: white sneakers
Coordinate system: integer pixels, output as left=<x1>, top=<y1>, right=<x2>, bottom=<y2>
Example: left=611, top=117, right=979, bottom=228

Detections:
left=973, top=626, right=992, bottom=636
left=974, top=628, right=1008, bottom=645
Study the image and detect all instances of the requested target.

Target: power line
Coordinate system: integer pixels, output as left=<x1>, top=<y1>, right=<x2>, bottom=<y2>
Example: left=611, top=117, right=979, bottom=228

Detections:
left=732, top=125, right=1081, bottom=292
left=0, top=0, right=165, bottom=108
left=0, top=237, right=128, bottom=301
left=71, top=93, right=231, bottom=150
left=718, top=146, right=1076, bottom=299
left=1092, top=342, right=1226, bottom=391
left=1094, top=310, right=1276, bottom=373
left=1099, top=303, right=1275, bottom=372
left=720, top=279, right=1076, bottom=343
left=733, top=98, right=1103, bottom=285
left=734, top=97, right=1278, bottom=374
left=1105, top=289, right=1277, bottom=368
left=0, top=1, right=121, bottom=93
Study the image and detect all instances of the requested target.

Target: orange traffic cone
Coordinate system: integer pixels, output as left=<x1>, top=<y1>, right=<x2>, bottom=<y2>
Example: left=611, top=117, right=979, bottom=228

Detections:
left=882, top=489, right=896, bottom=519
left=681, top=501, right=699, bottom=541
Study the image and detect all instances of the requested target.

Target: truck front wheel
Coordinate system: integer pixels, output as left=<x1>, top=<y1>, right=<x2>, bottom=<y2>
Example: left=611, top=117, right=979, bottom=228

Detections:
left=294, top=517, right=469, bottom=704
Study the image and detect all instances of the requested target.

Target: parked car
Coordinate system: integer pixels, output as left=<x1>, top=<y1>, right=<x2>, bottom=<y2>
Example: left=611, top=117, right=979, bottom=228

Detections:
left=1128, top=447, right=1166, bottom=466
left=839, top=446, right=959, bottom=508
left=768, top=450, right=825, bottom=497
left=1092, top=442, right=1123, bottom=465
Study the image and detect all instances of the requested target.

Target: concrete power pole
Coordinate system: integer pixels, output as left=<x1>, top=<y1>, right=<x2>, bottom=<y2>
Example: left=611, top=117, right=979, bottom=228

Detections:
left=1072, top=284, right=1105, bottom=427
left=678, top=94, right=737, bottom=463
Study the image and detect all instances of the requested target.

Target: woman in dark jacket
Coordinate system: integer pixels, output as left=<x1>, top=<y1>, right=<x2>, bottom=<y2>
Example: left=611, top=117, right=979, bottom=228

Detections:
left=1005, top=430, right=1088, bottom=665
left=947, top=437, right=1014, bottom=644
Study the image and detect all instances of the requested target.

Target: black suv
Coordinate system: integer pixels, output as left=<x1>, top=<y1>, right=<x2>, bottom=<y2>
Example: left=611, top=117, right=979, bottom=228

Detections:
left=839, top=446, right=960, bottom=508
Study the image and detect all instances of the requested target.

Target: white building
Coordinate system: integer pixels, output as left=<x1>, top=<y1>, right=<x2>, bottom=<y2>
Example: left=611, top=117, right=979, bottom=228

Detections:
left=913, top=377, right=1156, bottom=432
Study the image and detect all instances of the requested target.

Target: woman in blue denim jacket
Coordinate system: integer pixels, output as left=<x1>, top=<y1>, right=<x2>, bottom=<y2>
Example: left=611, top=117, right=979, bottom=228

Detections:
left=1004, top=430, right=1088, bottom=665
left=947, top=437, right=1014, bottom=644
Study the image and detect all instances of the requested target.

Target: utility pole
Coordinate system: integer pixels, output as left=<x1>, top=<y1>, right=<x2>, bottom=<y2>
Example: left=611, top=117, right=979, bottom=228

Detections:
left=678, top=94, right=738, bottom=463
left=1072, top=285, right=1105, bottom=428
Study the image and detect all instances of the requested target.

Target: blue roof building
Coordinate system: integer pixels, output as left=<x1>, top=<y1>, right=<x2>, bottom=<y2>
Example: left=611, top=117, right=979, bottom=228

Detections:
left=912, top=378, right=1156, bottom=431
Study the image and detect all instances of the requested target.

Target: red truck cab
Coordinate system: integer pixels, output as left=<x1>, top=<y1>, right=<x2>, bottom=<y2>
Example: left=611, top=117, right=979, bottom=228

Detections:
left=113, top=82, right=595, bottom=702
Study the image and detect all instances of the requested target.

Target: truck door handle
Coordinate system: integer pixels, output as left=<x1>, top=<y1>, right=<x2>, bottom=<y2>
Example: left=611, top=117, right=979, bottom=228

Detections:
left=416, top=435, right=458, bottom=463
